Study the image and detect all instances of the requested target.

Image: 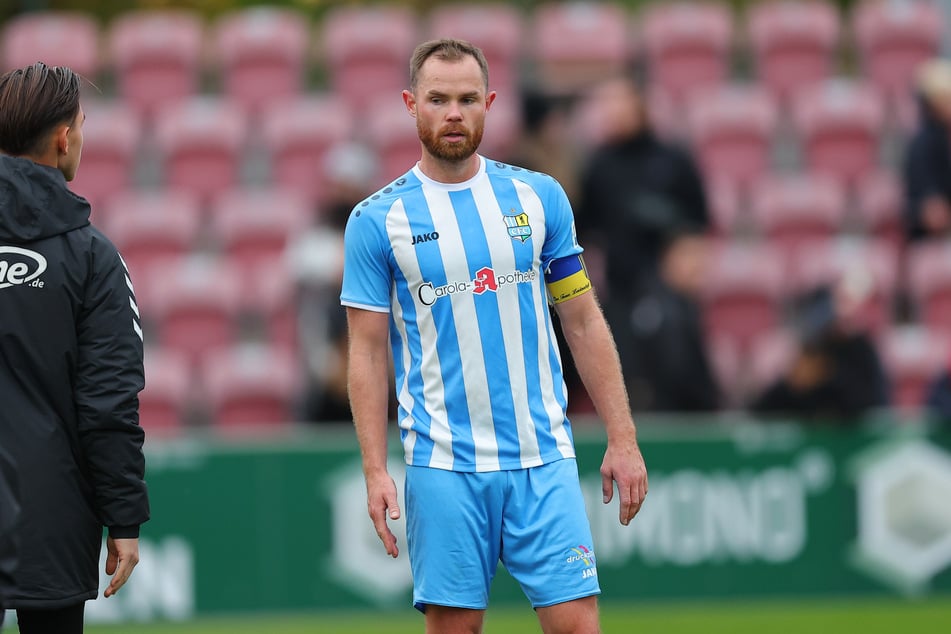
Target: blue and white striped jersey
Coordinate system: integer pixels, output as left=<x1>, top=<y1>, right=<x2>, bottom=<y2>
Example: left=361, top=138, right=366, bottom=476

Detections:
left=341, top=156, right=583, bottom=472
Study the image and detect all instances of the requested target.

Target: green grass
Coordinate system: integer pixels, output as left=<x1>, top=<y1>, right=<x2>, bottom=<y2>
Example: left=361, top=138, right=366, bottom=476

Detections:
left=82, top=596, right=951, bottom=634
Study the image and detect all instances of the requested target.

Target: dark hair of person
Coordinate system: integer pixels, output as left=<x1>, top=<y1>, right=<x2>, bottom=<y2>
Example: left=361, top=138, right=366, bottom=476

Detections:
left=409, top=38, right=489, bottom=93
left=0, top=62, right=81, bottom=157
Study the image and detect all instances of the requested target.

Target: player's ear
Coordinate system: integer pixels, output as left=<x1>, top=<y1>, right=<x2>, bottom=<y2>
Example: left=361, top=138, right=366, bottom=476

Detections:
left=402, top=90, right=417, bottom=117
left=485, top=90, right=497, bottom=112
left=53, top=123, right=70, bottom=155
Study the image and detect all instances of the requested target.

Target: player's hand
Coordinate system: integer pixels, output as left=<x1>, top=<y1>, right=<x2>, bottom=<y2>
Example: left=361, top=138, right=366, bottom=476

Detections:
left=601, top=438, right=648, bottom=526
left=365, top=471, right=401, bottom=558
left=104, top=536, right=140, bottom=597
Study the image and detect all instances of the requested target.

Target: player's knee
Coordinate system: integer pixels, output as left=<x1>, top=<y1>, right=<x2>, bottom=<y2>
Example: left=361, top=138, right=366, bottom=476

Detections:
left=424, top=605, right=485, bottom=634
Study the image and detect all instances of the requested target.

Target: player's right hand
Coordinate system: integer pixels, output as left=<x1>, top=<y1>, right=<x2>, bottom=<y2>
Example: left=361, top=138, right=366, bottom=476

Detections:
left=366, top=472, right=401, bottom=558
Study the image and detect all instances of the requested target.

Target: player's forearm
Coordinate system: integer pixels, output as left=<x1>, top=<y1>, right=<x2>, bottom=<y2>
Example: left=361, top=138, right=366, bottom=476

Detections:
left=348, top=350, right=392, bottom=477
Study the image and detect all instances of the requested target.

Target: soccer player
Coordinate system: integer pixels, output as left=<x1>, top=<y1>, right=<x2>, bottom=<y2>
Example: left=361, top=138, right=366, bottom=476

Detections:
left=341, top=39, right=648, bottom=633
left=0, top=63, right=149, bottom=633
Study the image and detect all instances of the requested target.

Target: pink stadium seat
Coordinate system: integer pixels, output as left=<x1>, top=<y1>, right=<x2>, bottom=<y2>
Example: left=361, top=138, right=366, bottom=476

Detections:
left=139, top=347, right=192, bottom=435
left=527, top=2, right=633, bottom=96
left=640, top=1, right=734, bottom=104
left=748, top=172, right=848, bottom=259
left=212, top=7, right=310, bottom=115
left=319, top=5, right=418, bottom=112
left=200, top=343, right=300, bottom=427
left=154, top=97, right=249, bottom=205
left=241, top=258, right=298, bottom=349
left=880, top=325, right=951, bottom=414
left=261, top=94, right=354, bottom=204
left=852, top=168, right=903, bottom=249
left=851, top=0, right=944, bottom=108
left=106, top=10, right=204, bottom=120
left=427, top=3, right=524, bottom=95
left=364, top=100, right=421, bottom=184
left=1, top=11, right=99, bottom=76
left=686, top=83, right=779, bottom=192
left=209, top=186, right=311, bottom=278
left=907, top=241, right=951, bottom=332
left=101, top=189, right=202, bottom=280
left=785, top=237, right=899, bottom=336
left=746, top=0, right=841, bottom=108
left=701, top=240, right=787, bottom=353
left=68, top=100, right=142, bottom=212
left=790, top=79, right=886, bottom=189
left=138, top=257, right=243, bottom=369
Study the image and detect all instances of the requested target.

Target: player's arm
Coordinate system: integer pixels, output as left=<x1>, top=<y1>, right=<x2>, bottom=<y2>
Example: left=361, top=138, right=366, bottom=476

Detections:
left=346, top=306, right=401, bottom=557
left=550, top=259, right=647, bottom=526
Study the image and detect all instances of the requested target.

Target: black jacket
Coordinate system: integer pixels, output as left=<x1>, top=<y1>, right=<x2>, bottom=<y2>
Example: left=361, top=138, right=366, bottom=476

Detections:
left=902, top=94, right=951, bottom=241
left=0, top=155, right=149, bottom=608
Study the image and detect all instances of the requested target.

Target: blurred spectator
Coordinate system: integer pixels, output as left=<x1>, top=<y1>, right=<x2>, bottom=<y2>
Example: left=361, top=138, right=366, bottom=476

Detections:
left=286, top=142, right=379, bottom=423
left=608, top=226, right=720, bottom=412
left=576, top=74, right=710, bottom=302
left=751, top=272, right=890, bottom=423
left=509, top=89, right=581, bottom=204
left=925, top=355, right=951, bottom=423
left=902, top=58, right=951, bottom=242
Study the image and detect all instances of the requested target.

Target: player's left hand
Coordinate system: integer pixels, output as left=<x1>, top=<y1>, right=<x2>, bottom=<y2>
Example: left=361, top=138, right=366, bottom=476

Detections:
left=601, top=437, right=648, bottom=526
left=104, top=536, right=140, bottom=597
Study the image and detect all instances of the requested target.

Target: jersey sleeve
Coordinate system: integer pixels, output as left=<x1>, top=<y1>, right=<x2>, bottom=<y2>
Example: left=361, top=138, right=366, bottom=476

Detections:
left=340, top=205, right=393, bottom=312
left=539, top=176, right=584, bottom=268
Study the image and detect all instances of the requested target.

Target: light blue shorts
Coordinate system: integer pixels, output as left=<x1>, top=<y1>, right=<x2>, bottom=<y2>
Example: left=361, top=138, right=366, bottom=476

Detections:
left=405, top=458, right=600, bottom=612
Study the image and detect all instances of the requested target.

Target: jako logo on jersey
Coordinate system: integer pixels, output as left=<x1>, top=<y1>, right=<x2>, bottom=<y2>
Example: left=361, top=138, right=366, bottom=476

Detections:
left=503, top=209, right=531, bottom=242
left=0, top=246, right=47, bottom=290
left=411, top=231, right=439, bottom=245
left=417, top=266, right=537, bottom=306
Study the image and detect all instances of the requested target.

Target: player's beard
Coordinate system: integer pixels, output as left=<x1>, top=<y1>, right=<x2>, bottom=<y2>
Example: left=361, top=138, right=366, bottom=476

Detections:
left=418, top=120, right=484, bottom=162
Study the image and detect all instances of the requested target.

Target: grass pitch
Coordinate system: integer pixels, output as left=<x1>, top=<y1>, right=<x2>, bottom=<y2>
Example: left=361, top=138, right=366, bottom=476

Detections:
left=82, top=596, right=951, bottom=633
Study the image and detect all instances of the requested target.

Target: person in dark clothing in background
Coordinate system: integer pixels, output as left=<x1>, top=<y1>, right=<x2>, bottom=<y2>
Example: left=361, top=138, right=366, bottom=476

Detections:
left=751, top=276, right=890, bottom=423
left=576, top=75, right=710, bottom=302
left=0, top=447, right=17, bottom=629
left=902, top=58, right=951, bottom=242
left=925, top=355, right=951, bottom=424
left=608, top=226, right=720, bottom=413
left=0, top=63, right=149, bottom=633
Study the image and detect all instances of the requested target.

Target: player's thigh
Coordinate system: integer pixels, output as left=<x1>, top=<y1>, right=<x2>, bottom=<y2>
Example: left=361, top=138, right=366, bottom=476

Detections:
left=425, top=605, right=486, bottom=634
left=536, top=595, right=600, bottom=634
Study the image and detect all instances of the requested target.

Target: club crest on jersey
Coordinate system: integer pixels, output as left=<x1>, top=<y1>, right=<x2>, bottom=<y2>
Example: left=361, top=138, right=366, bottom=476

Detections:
left=503, top=209, right=531, bottom=242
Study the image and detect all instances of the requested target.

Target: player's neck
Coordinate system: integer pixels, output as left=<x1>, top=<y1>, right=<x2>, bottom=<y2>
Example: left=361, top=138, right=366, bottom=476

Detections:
left=417, top=152, right=480, bottom=184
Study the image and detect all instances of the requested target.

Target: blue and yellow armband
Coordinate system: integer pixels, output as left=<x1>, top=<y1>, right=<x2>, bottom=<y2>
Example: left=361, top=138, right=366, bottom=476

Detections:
left=545, top=254, right=592, bottom=304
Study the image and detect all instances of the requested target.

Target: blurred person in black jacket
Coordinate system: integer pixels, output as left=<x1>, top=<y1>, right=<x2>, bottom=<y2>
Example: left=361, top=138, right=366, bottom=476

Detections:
left=925, top=355, right=951, bottom=423
left=0, top=446, right=16, bottom=629
left=903, top=58, right=951, bottom=242
left=0, top=63, right=149, bottom=633
left=576, top=75, right=710, bottom=302
left=608, top=226, right=720, bottom=412
left=751, top=272, right=890, bottom=423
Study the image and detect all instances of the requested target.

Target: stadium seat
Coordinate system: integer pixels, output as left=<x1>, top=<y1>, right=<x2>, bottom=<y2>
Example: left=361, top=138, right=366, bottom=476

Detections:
left=527, top=1, right=634, bottom=96
left=1, top=11, right=99, bottom=76
left=790, top=78, right=886, bottom=190
left=139, top=346, right=193, bottom=435
left=101, top=189, right=202, bottom=281
left=364, top=99, right=421, bottom=184
left=880, top=325, right=951, bottom=414
left=686, top=83, right=779, bottom=193
left=706, top=176, right=746, bottom=237
left=200, top=343, right=300, bottom=428
left=261, top=94, right=354, bottom=205
left=138, top=256, right=243, bottom=369
left=153, top=96, right=249, bottom=205
left=640, top=1, right=734, bottom=104
left=68, top=99, right=142, bottom=212
left=318, top=5, right=419, bottom=113
left=851, top=0, right=944, bottom=109
left=479, top=91, right=523, bottom=163
left=746, top=0, right=841, bottom=108
left=852, top=168, right=903, bottom=249
left=241, top=257, right=298, bottom=349
left=700, top=240, right=787, bottom=353
left=212, top=7, right=310, bottom=115
left=106, top=9, right=204, bottom=120
left=208, top=186, right=311, bottom=278
left=785, top=237, right=899, bottom=336
left=748, top=172, right=848, bottom=259
left=907, top=241, right=951, bottom=332
left=427, top=3, right=524, bottom=95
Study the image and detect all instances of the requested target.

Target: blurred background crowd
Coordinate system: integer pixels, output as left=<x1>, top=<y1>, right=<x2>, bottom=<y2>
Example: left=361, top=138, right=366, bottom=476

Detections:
left=3, top=0, right=951, bottom=433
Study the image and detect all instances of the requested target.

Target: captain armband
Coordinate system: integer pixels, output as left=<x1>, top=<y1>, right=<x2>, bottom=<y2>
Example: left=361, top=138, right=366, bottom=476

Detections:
left=545, top=254, right=592, bottom=304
